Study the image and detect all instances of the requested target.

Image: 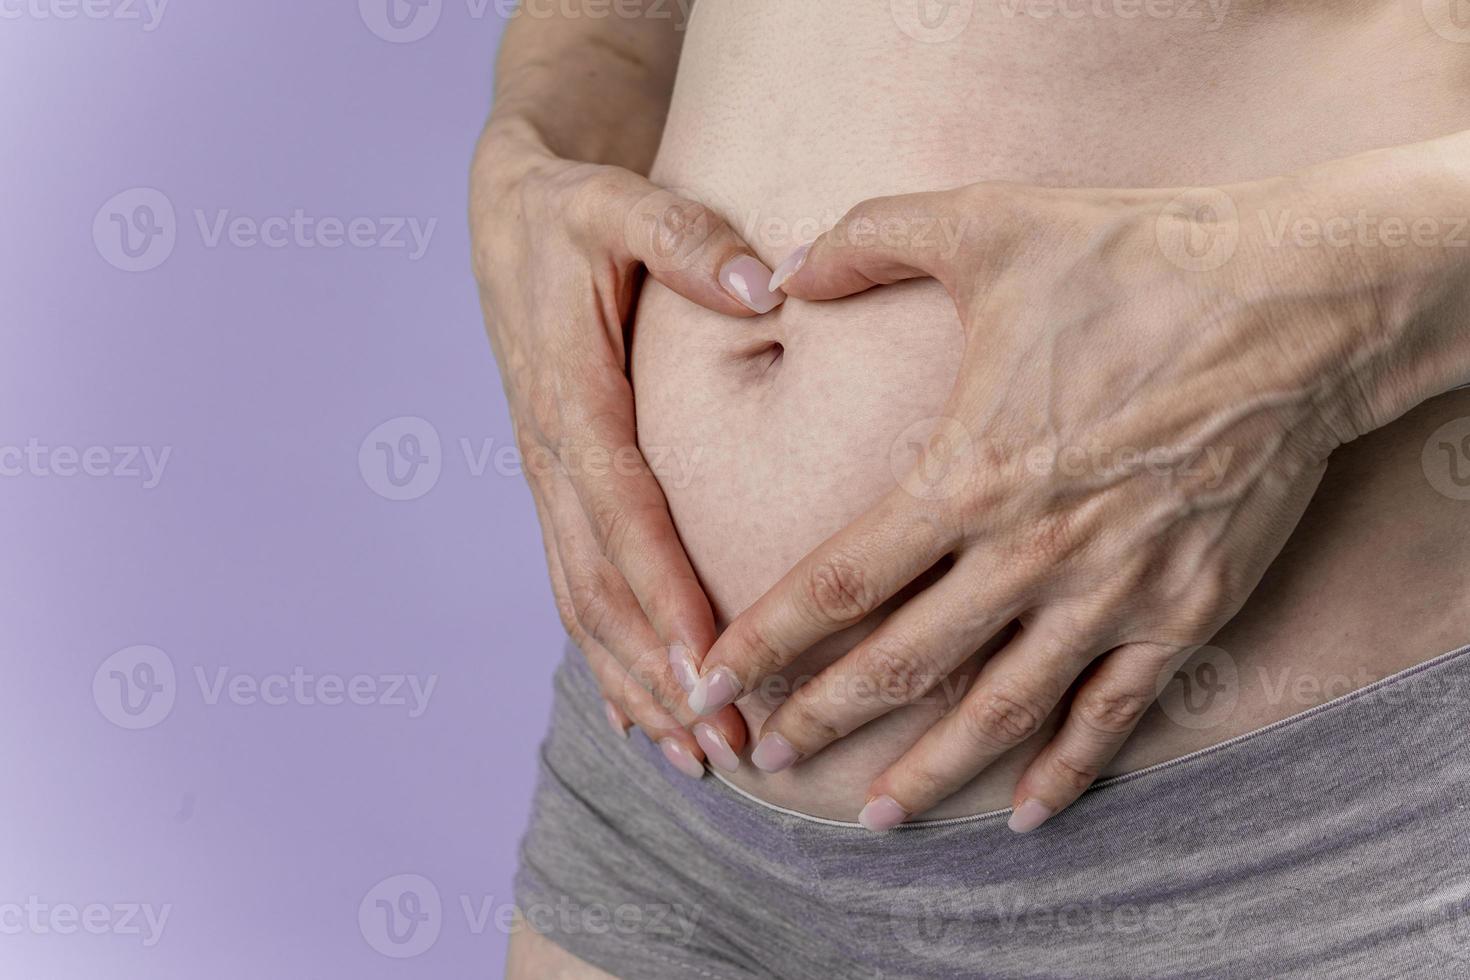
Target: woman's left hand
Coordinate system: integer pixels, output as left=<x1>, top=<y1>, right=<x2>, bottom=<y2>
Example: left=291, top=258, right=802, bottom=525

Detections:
left=687, top=176, right=1390, bottom=831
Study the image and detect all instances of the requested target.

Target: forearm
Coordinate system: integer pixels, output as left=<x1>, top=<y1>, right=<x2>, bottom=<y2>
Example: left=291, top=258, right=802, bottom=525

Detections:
left=1293, top=129, right=1470, bottom=437
left=483, top=2, right=686, bottom=174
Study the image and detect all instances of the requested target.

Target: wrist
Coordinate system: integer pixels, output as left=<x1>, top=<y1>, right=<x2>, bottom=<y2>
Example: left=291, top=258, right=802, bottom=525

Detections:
left=1284, top=132, right=1470, bottom=439
left=471, top=113, right=558, bottom=210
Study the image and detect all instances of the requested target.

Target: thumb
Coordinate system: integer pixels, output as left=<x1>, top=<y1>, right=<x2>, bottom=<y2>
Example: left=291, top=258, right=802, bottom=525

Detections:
left=607, top=174, right=784, bottom=317
left=772, top=190, right=974, bottom=301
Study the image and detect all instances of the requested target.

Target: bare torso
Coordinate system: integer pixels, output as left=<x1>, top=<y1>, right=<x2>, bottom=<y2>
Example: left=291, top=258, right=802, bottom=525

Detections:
left=631, top=0, right=1470, bottom=819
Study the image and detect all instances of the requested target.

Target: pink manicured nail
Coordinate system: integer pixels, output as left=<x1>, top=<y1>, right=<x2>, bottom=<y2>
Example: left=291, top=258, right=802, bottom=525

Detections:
left=693, top=723, right=739, bottom=773
left=750, top=732, right=799, bottom=773
left=858, top=795, right=908, bottom=833
left=659, top=738, right=706, bottom=780
left=1008, top=799, right=1054, bottom=834
left=667, top=645, right=699, bottom=694
left=767, top=243, right=811, bottom=293
left=602, top=701, right=628, bottom=739
left=688, top=667, right=740, bottom=716
left=719, top=255, right=785, bottom=314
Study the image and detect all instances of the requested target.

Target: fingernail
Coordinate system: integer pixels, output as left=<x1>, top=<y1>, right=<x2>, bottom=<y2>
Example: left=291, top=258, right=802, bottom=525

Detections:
left=858, top=795, right=908, bottom=833
left=750, top=732, right=799, bottom=773
left=659, top=738, right=706, bottom=780
left=719, top=255, right=785, bottom=314
left=667, top=645, right=699, bottom=694
left=688, top=667, right=740, bottom=716
left=1008, top=799, right=1054, bottom=834
left=603, top=701, right=628, bottom=739
left=767, top=243, right=812, bottom=293
left=693, top=723, right=739, bottom=773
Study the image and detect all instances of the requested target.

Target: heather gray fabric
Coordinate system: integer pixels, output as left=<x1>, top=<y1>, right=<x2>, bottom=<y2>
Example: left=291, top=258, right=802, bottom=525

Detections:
left=513, top=641, right=1470, bottom=980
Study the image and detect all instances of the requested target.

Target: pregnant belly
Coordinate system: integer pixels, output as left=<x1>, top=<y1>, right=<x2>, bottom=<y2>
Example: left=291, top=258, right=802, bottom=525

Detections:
left=629, top=0, right=1470, bottom=820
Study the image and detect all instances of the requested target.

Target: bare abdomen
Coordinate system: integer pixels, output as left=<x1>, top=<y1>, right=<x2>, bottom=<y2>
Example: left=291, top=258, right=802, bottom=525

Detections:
left=630, top=0, right=1470, bottom=819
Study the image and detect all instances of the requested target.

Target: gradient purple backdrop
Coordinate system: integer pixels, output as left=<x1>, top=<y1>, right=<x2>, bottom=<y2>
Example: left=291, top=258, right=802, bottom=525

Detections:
left=0, top=2, right=561, bottom=976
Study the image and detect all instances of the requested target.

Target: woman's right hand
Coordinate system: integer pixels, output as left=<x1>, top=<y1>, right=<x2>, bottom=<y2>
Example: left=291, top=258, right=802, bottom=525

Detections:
left=470, top=123, right=783, bottom=775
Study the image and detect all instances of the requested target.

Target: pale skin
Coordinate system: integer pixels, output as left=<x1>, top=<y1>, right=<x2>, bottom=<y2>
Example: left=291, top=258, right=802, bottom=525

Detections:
left=471, top=5, right=767, bottom=779
left=689, top=144, right=1470, bottom=832
left=477, top=4, right=1470, bottom=977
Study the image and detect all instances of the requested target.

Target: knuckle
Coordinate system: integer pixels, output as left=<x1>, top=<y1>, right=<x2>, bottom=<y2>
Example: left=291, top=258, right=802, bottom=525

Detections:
left=564, top=165, right=619, bottom=223
left=863, top=641, right=941, bottom=707
left=1021, top=511, right=1082, bottom=566
left=587, top=496, right=638, bottom=558
left=839, top=195, right=897, bottom=236
left=1074, top=685, right=1150, bottom=736
left=524, top=382, right=562, bottom=443
left=893, top=759, right=947, bottom=805
left=566, top=570, right=619, bottom=642
left=802, top=555, right=877, bottom=628
left=733, top=617, right=790, bottom=682
left=960, top=686, right=1046, bottom=747
left=648, top=199, right=720, bottom=264
left=783, top=689, right=843, bottom=747
left=1048, top=751, right=1101, bottom=794
left=644, top=670, right=686, bottom=716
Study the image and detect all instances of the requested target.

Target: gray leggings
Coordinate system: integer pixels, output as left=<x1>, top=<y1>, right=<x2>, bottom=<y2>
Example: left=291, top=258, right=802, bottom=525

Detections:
left=514, top=642, right=1470, bottom=979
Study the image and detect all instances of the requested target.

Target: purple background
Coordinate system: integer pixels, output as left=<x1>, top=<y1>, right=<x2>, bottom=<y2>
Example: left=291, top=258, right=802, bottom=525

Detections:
left=0, top=2, right=560, bottom=976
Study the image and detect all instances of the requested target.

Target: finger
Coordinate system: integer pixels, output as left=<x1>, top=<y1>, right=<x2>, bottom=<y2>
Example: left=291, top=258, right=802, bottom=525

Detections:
left=597, top=171, right=786, bottom=316
left=588, top=636, right=747, bottom=776
left=541, top=463, right=701, bottom=726
left=529, top=478, right=698, bottom=740
left=772, top=188, right=999, bottom=301
left=553, top=369, right=717, bottom=663
left=859, top=611, right=1101, bottom=831
left=577, top=635, right=704, bottom=779
left=1006, top=643, right=1169, bottom=833
left=690, top=488, right=957, bottom=717
left=540, top=470, right=752, bottom=764
left=749, top=559, right=1019, bottom=773
left=601, top=697, right=631, bottom=739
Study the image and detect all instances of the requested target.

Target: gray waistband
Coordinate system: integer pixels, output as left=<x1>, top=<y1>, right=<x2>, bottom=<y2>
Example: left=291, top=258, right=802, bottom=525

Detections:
left=515, top=639, right=1470, bottom=980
